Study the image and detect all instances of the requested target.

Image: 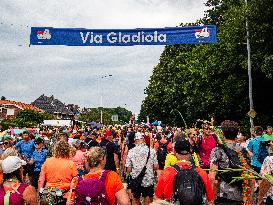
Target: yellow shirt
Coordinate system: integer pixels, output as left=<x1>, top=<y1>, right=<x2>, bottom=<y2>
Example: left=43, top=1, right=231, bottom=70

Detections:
left=164, top=152, right=177, bottom=168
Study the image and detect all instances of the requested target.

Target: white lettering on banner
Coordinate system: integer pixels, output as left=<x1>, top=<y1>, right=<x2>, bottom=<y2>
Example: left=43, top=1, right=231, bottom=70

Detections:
left=106, top=31, right=167, bottom=44
left=107, top=32, right=117, bottom=43
left=80, top=32, right=89, bottom=43
left=82, top=31, right=167, bottom=44
left=80, top=32, right=102, bottom=44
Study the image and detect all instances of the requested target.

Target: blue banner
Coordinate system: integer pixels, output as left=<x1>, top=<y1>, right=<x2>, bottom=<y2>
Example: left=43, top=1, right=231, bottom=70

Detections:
left=30, top=26, right=217, bottom=46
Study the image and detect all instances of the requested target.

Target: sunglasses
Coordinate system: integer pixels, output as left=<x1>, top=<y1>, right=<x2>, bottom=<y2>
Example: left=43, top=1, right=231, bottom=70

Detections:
left=204, top=128, right=211, bottom=130
left=191, top=134, right=198, bottom=136
left=3, top=142, right=9, bottom=145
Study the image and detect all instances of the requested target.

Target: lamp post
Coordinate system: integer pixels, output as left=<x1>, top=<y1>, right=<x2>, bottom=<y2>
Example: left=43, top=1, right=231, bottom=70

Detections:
left=99, top=74, right=113, bottom=124
left=245, top=0, right=254, bottom=128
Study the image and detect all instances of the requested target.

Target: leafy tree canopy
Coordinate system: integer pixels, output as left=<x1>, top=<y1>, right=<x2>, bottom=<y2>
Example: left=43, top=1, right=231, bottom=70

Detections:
left=79, top=107, right=132, bottom=125
left=0, top=109, right=54, bottom=129
left=140, top=0, right=273, bottom=133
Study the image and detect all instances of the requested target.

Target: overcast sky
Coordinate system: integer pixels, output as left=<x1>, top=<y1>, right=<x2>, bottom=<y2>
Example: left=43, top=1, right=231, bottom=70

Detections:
left=0, top=0, right=207, bottom=114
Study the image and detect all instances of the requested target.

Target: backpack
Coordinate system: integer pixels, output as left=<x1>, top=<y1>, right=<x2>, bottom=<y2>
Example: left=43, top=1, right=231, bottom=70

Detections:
left=75, top=170, right=110, bottom=205
left=218, top=146, right=250, bottom=189
left=157, top=141, right=169, bottom=165
left=172, top=164, right=205, bottom=205
left=257, top=140, right=269, bottom=164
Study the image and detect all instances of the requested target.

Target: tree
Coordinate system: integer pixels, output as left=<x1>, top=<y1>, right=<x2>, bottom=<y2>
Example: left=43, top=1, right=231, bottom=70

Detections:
left=79, top=107, right=132, bottom=125
left=140, top=0, right=273, bottom=131
left=0, top=109, right=54, bottom=129
left=1, top=96, right=6, bottom=100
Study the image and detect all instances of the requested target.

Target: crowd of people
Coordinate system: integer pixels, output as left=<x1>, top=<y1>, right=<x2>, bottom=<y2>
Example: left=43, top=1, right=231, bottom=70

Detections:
left=0, top=121, right=272, bottom=205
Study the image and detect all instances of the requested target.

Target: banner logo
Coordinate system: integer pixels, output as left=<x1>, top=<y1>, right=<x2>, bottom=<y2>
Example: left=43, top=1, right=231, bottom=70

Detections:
left=195, top=27, right=210, bottom=39
left=37, top=29, right=51, bottom=40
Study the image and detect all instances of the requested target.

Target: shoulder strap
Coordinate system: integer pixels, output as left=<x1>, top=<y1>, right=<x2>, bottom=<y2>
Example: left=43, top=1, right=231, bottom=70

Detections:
left=4, top=191, right=10, bottom=205
left=146, top=148, right=150, bottom=165
left=212, top=133, right=219, bottom=144
left=99, top=170, right=109, bottom=183
left=172, top=164, right=182, bottom=172
left=198, top=136, right=202, bottom=148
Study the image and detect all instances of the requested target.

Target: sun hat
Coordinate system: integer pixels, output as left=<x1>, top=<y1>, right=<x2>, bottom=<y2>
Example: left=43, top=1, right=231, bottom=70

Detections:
left=2, top=156, right=27, bottom=174
left=134, top=132, right=144, bottom=140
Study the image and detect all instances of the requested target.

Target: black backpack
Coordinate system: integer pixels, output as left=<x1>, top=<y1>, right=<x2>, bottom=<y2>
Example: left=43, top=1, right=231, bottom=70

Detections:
left=218, top=146, right=250, bottom=189
left=257, top=140, right=269, bottom=164
left=172, top=164, right=205, bottom=205
left=157, top=141, right=169, bottom=165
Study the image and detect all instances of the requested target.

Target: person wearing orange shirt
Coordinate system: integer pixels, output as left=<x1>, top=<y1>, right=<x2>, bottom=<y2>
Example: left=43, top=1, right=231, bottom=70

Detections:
left=68, top=146, right=129, bottom=205
left=38, top=140, right=77, bottom=204
left=155, top=138, right=214, bottom=205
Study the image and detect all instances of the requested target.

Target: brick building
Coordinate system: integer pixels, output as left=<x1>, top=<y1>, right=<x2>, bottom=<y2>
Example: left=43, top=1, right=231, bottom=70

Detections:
left=0, top=100, right=44, bottom=120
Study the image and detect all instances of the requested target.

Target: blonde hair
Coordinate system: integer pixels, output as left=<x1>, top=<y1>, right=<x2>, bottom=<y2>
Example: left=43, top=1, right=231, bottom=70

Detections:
left=188, top=128, right=199, bottom=137
left=53, top=140, right=71, bottom=158
left=85, top=147, right=106, bottom=168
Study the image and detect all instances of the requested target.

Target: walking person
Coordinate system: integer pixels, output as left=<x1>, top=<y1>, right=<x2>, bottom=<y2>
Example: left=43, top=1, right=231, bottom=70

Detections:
left=28, top=136, right=48, bottom=189
left=38, top=140, right=77, bottom=204
left=16, top=130, right=35, bottom=185
left=100, top=130, right=119, bottom=172
left=155, top=138, right=214, bottom=205
left=71, top=140, right=86, bottom=176
left=0, top=156, right=38, bottom=204
left=197, top=123, right=219, bottom=169
left=68, top=147, right=130, bottom=205
left=125, top=132, right=158, bottom=205
left=258, top=139, right=273, bottom=205
left=209, top=120, right=251, bottom=205
left=247, top=126, right=265, bottom=173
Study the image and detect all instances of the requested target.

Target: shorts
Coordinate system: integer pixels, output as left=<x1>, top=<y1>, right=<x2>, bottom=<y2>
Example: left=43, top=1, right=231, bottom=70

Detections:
left=132, top=185, right=154, bottom=198
left=215, top=197, right=242, bottom=205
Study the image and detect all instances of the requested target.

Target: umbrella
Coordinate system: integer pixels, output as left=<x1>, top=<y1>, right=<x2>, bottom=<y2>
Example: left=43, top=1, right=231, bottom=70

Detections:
left=14, top=129, right=22, bottom=135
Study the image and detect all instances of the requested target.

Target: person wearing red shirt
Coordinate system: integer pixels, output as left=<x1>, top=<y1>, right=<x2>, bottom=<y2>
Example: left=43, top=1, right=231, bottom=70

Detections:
left=154, top=138, right=214, bottom=205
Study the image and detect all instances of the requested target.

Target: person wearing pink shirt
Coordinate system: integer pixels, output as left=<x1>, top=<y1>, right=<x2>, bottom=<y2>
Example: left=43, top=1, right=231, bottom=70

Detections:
left=72, top=140, right=86, bottom=176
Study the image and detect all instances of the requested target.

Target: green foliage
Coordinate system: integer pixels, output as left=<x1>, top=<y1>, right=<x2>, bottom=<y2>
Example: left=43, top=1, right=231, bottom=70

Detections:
left=1, top=96, right=6, bottom=100
left=79, top=107, right=132, bottom=125
left=0, top=109, right=54, bottom=129
left=140, top=0, right=273, bottom=129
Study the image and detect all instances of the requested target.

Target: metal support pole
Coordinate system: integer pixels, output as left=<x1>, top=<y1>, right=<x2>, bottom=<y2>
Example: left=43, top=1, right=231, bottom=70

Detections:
left=245, top=0, right=254, bottom=128
left=99, top=74, right=112, bottom=124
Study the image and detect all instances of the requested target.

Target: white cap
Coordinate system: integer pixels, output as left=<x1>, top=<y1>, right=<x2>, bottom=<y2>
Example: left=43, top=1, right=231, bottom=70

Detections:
left=2, top=156, right=27, bottom=174
left=135, top=132, right=144, bottom=140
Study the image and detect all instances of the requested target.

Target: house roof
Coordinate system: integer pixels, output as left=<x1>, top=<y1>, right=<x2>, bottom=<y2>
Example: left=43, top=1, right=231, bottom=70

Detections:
left=32, top=94, right=74, bottom=115
left=0, top=100, right=44, bottom=112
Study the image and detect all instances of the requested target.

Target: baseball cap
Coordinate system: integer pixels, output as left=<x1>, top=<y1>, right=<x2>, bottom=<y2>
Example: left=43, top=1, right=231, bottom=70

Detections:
left=134, top=132, right=144, bottom=140
left=174, top=138, right=191, bottom=155
left=34, top=135, right=44, bottom=144
left=22, top=129, right=29, bottom=134
left=2, top=156, right=27, bottom=174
